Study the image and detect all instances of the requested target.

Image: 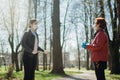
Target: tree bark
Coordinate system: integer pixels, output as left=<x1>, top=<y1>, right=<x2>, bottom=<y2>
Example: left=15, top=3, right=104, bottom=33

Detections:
left=107, top=0, right=120, bottom=74
left=74, top=24, right=81, bottom=70
left=42, top=0, right=48, bottom=70
left=83, top=0, right=89, bottom=70
left=51, top=0, right=65, bottom=74
left=49, top=1, right=53, bottom=70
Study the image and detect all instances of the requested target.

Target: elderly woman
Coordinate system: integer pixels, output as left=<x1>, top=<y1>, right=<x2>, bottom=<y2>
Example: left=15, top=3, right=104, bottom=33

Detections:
left=82, top=17, right=109, bottom=80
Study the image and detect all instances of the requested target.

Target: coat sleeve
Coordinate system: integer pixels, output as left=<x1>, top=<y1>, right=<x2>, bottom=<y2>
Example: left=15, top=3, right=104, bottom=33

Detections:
left=21, top=32, right=33, bottom=53
left=38, top=47, right=44, bottom=52
left=86, top=32, right=107, bottom=51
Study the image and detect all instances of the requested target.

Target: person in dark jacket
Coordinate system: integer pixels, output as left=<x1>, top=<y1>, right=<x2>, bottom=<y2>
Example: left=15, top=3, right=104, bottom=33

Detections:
left=22, top=19, right=45, bottom=80
left=82, top=17, right=109, bottom=80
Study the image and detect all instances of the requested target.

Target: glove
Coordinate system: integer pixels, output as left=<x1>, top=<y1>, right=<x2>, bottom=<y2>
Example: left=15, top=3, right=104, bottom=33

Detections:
left=82, top=42, right=87, bottom=49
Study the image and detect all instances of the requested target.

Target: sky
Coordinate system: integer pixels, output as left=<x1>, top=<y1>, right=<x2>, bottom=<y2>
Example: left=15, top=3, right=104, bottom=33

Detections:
left=0, top=0, right=85, bottom=60
left=0, top=0, right=113, bottom=61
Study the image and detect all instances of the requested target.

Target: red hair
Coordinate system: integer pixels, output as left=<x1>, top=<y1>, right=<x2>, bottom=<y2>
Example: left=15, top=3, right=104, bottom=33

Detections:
left=95, top=17, right=107, bottom=29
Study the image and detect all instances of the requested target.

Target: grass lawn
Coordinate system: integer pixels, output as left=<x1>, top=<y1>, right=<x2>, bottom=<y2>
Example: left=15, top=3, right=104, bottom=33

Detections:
left=0, top=67, right=120, bottom=80
left=105, top=70, right=120, bottom=80
left=0, top=67, right=81, bottom=80
left=0, top=70, right=66, bottom=80
left=14, top=71, right=65, bottom=80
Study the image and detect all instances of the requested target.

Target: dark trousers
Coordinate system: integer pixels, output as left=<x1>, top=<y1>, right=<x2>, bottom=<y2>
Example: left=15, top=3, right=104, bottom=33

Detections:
left=23, top=52, right=37, bottom=80
left=94, top=61, right=107, bottom=80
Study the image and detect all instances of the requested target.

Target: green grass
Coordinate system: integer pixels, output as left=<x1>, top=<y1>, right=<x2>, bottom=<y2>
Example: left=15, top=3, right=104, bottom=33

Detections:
left=0, top=67, right=81, bottom=80
left=105, top=70, right=120, bottom=80
left=13, top=68, right=81, bottom=80
left=0, top=67, right=120, bottom=80
left=0, top=71, right=65, bottom=80
left=14, top=71, right=65, bottom=80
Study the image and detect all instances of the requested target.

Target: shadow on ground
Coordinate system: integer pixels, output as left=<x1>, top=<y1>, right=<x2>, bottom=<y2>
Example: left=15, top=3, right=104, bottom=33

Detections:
left=66, top=75, right=90, bottom=80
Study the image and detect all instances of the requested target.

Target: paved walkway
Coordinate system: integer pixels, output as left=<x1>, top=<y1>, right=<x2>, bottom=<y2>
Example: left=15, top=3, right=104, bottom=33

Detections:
left=52, top=71, right=96, bottom=80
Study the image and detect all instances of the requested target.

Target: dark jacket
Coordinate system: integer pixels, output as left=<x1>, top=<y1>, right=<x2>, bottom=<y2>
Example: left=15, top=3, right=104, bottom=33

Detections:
left=22, top=30, right=44, bottom=54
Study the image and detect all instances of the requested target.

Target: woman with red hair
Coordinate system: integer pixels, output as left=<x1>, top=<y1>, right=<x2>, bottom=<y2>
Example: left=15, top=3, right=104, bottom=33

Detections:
left=82, top=17, right=109, bottom=80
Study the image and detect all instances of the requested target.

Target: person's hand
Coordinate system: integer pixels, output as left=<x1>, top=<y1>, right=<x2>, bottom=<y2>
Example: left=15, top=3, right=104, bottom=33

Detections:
left=81, top=42, right=87, bottom=49
left=44, top=50, right=47, bottom=54
left=32, top=50, right=37, bottom=54
left=38, top=51, right=41, bottom=53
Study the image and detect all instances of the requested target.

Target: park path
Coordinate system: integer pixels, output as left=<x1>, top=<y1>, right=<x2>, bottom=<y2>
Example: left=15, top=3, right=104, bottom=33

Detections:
left=52, top=70, right=96, bottom=80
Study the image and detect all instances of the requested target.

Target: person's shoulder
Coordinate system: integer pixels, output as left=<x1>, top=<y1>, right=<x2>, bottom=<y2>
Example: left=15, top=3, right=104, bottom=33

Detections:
left=98, top=30, right=108, bottom=39
left=23, top=31, right=29, bottom=36
left=98, top=30, right=105, bottom=35
left=96, top=30, right=105, bottom=37
left=24, top=31, right=28, bottom=34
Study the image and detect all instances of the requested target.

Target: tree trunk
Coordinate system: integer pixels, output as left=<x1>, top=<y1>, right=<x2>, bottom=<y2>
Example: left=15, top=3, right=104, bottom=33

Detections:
left=14, top=53, right=20, bottom=72
left=20, top=57, right=23, bottom=71
left=83, top=0, right=90, bottom=70
left=107, top=0, right=120, bottom=74
left=110, top=42, right=120, bottom=74
left=74, top=24, right=81, bottom=70
left=33, top=0, right=37, bottom=18
left=117, top=0, right=120, bottom=36
left=49, top=30, right=52, bottom=70
left=98, top=0, right=105, bottom=17
left=51, top=0, right=65, bottom=74
left=61, top=0, right=72, bottom=49
left=43, top=0, right=47, bottom=70
left=49, top=1, right=53, bottom=70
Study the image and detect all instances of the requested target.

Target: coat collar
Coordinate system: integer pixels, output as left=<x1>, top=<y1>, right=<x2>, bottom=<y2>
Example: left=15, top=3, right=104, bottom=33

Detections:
left=28, top=30, right=38, bottom=38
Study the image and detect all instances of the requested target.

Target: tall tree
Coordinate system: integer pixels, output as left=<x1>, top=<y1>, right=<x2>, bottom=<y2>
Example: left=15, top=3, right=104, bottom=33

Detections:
left=107, top=0, right=120, bottom=74
left=62, top=0, right=72, bottom=49
left=75, top=24, right=81, bottom=70
left=62, top=0, right=72, bottom=68
left=83, top=0, right=89, bottom=70
left=69, top=4, right=81, bottom=70
left=49, top=0, right=53, bottom=70
left=43, top=0, right=47, bottom=70
left=33, top=0, right=37, bottom=18
left=117, top=0, right=120, bottom=36
left=2, top=0, right=35, bottom=72
left=51, top=0, right=65, bottom=74
left=5, top=0, right=21, bottom=71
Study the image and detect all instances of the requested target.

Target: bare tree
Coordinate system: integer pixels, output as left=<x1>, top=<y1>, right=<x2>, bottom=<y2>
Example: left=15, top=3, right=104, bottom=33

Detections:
left=49, top=0, right=53, bottom=70
left=1, top=0, right=36, bottom=72
left=61, top=0, right=72, bottom=68
left=69, top=4, right=81, bottom=70
left=62, top=0, right=72, bottom=49
left=42, top=0, right=48, bottom=70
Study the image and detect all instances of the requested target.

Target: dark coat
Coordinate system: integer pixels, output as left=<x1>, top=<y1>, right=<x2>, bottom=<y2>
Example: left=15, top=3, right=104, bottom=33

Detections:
left=22, top=30, right=44, bottom=54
